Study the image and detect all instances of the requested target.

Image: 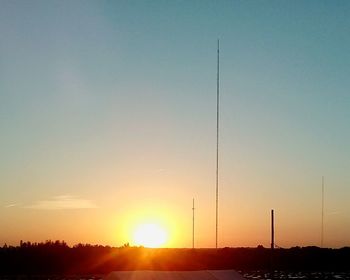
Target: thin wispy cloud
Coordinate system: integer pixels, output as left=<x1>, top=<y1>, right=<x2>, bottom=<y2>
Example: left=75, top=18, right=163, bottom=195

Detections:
left=26, top=195, right=97, bottom=210
left=4, top=203, right=20, bottom=208
left=327, top=211, right=342, bottom=216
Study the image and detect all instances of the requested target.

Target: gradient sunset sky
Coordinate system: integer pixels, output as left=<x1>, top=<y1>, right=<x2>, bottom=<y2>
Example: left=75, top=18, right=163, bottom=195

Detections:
left=1, top=0, right=349, bottom=248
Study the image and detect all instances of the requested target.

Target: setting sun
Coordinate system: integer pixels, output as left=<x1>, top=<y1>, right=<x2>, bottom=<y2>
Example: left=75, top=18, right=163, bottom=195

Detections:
left=132, top=223, right=168, bottom=247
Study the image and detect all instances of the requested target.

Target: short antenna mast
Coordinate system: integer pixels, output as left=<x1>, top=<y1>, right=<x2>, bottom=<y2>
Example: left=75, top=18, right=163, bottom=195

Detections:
left=192, top=198, right=195, bottom=249
left=321, top=176, right=324, bottom=248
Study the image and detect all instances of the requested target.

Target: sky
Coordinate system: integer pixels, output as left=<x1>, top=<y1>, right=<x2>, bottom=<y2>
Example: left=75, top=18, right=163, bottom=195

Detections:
left=0, top=0, right=349, bottom=248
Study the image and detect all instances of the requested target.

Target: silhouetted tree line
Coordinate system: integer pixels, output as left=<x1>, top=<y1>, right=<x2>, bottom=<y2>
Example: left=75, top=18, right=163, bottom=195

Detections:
left=0, top=241, right=349, bottom=275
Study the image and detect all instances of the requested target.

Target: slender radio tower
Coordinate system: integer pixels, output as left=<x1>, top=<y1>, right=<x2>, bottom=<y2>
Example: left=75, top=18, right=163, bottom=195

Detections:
left=215, top=39, right=220, bottom=249
left=321, top=176, right=324, bottom=248
left=192, top=198, right=195, bottom=249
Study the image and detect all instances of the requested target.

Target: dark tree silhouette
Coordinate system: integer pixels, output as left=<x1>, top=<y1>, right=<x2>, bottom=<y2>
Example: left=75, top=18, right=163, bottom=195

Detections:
left=0, top=242, right=349, bottom=275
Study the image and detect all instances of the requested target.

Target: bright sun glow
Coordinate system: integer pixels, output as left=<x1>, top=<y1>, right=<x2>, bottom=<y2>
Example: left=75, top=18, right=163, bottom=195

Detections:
left=132, top=223, right=168, bottom=247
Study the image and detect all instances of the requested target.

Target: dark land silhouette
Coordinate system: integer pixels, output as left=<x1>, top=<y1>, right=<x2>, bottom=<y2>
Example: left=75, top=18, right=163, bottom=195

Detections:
left=1, top=241, right=349, bottom=275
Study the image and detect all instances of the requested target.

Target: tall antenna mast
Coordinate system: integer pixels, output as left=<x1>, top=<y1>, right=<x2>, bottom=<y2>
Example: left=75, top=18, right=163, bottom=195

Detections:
left=215, top=39, right=220, bottom=249
left=192, top=198, right=195, bottom=249
left=321, top=176, right=324, bottom=248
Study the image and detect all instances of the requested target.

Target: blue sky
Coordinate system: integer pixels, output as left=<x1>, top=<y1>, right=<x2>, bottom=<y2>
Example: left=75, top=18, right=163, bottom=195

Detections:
left=0, top=0, right=349, bottom=247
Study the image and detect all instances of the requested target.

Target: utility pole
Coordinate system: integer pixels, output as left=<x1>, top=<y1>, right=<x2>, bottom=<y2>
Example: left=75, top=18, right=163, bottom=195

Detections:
left=271, top=209, right=275, bottom=280
left=271, top=209, right=274, bottom=250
